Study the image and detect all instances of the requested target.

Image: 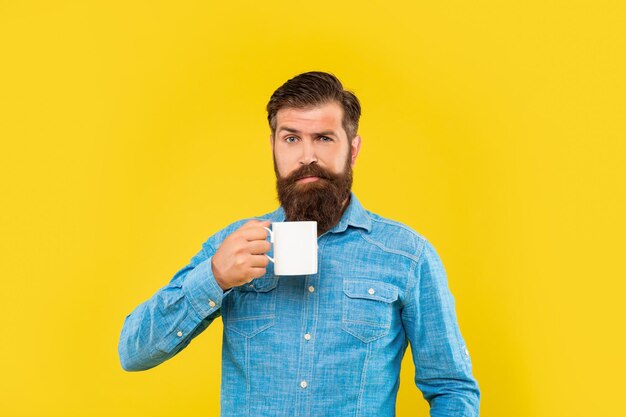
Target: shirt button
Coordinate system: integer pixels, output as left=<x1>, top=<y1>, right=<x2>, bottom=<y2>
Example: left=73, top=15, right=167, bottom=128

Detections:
left=209, top=300, right=216, bottom=308
left=176, top=331, right=183, bottom=337
left=368, top=288, right=375, bottom=295
left=308, top=286, right=315, bottom=293
left=304, top=333, right=311, bottom=341
left=300, top=380, right=308, bottom=389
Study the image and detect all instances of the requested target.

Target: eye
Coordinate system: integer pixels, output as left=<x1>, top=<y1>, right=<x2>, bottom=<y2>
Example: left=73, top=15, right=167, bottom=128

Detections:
left=318, top=136, right=333, bottom=142
left=285, top=136, right=299, bottom=143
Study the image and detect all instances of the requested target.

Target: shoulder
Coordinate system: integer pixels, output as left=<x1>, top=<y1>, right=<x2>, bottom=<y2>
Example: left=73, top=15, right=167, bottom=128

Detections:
left=360, top=210, right=433, bottom=264
left=362, top=211, right=447, bottom=287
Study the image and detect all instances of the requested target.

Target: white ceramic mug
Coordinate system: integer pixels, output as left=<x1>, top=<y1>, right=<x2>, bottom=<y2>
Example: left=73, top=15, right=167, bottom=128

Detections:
left=263, top=221, right=318, bottom=275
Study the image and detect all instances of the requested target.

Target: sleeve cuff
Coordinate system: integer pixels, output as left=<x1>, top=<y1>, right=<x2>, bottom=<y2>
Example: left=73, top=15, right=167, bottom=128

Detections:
left=182, top=257, right=227, bottom=319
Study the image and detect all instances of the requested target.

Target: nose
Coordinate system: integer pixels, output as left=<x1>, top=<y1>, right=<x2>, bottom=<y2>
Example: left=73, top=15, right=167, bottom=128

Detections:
left=299, top=139, right=318, bottom=165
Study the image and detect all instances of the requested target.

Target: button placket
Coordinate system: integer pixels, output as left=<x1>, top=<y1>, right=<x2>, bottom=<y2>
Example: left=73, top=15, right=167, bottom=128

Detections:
left=295, top=236, right=326, bottom=416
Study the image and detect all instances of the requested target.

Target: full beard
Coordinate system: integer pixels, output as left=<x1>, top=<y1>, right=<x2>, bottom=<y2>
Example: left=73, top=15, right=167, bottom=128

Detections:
left=274, top=155, right=353, bottom=235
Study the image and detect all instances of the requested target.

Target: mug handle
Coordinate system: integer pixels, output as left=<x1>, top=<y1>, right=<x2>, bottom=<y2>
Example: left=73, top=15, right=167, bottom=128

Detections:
left=263, top=226, right=275, bottom=263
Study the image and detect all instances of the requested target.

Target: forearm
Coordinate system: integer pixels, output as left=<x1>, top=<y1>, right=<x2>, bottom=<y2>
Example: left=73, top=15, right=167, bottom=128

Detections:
left=118, top=257, right=225, bottom=371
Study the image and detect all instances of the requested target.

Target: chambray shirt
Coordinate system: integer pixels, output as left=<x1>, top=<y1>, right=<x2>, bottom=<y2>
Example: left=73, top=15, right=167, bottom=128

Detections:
left=119, top=194, right=480, bottom=416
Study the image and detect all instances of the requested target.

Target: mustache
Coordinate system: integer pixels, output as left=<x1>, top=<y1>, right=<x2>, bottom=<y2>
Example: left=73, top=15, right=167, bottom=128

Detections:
left=275, top=157, right=353, bottom=234
left=282, top=163, right=336, bottom=183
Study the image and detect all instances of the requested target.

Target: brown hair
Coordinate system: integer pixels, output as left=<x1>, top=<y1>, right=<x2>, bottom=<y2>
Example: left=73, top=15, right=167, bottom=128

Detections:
left=266, top=71, right=361, bottom=139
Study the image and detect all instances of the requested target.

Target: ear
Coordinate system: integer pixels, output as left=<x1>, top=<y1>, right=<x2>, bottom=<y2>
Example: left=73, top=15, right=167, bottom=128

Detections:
left=350, top=135, right=362, bottom=167
left=269, top=134, right=274, bottom=151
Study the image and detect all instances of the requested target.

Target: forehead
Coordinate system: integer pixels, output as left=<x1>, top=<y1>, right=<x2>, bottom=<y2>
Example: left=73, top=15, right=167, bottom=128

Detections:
left=275, top=102, right=344, bottom=135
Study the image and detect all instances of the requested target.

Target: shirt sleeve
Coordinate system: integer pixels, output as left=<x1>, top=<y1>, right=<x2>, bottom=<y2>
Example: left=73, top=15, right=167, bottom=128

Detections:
left=401, top=239, right=481, bottom=416
left=118, top=238, right=230, bottom=372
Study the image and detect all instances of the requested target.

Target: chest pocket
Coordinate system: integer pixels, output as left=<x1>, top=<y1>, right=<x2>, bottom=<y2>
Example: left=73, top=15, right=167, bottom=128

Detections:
left=226, top=276, right=279, bottom=338
left=342, top=279, right=398, bottom=343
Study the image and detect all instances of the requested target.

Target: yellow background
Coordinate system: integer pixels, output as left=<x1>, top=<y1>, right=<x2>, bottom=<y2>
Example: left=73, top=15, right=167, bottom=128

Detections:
left=1, top=1, right=625, bottom=416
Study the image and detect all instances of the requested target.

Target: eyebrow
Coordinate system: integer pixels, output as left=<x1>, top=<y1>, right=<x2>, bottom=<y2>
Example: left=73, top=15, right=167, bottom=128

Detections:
left=277, top=126, right=338, bottom=136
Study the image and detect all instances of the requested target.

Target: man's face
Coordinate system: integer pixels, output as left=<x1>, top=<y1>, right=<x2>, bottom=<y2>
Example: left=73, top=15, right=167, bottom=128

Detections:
left=272, top=101, right=359, bottom=180
left=271, top=101, right=361, bottom=234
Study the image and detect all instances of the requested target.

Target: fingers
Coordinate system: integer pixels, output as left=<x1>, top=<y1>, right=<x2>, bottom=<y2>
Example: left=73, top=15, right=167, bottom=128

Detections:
left=249, top=254, right=270, bottom=268
left=237, top=220, right=271, bottom=242
left=239, top=219, right=271, bottom=231
left=239, top=226, right=270, bottom=242
left=248, top=240, right=271, bottom=255
left=247, top=267, right=267, bottom=280
left=214, top=220, right=272, bottom=286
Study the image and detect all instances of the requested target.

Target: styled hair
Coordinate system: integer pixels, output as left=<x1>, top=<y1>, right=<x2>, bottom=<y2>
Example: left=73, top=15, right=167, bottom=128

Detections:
left=266, top=71, right=361, bottom=139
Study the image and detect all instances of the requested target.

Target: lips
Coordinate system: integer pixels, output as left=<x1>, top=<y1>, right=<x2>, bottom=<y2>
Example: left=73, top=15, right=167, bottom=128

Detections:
left=296, top=176, right=320, bottom=184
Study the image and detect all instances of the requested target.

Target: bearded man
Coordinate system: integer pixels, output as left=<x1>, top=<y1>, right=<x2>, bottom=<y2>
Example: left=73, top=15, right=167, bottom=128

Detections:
left=119, top=72, right=480, bottom=416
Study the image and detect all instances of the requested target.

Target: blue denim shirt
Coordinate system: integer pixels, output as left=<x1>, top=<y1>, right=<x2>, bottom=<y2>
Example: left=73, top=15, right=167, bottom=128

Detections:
left=119, top=194, right=480, bottom=416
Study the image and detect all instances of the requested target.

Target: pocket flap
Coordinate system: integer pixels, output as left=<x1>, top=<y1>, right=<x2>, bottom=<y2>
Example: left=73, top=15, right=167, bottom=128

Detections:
left=343, top=280, right=398, bottom=303
left=236, top=276, right=279, bottom=293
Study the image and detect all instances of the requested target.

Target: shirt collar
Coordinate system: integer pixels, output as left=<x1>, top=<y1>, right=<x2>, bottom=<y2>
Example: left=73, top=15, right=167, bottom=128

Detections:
left=329, top=193, right=372, bottom=234
left=266, top=192, right=371, bottom=234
